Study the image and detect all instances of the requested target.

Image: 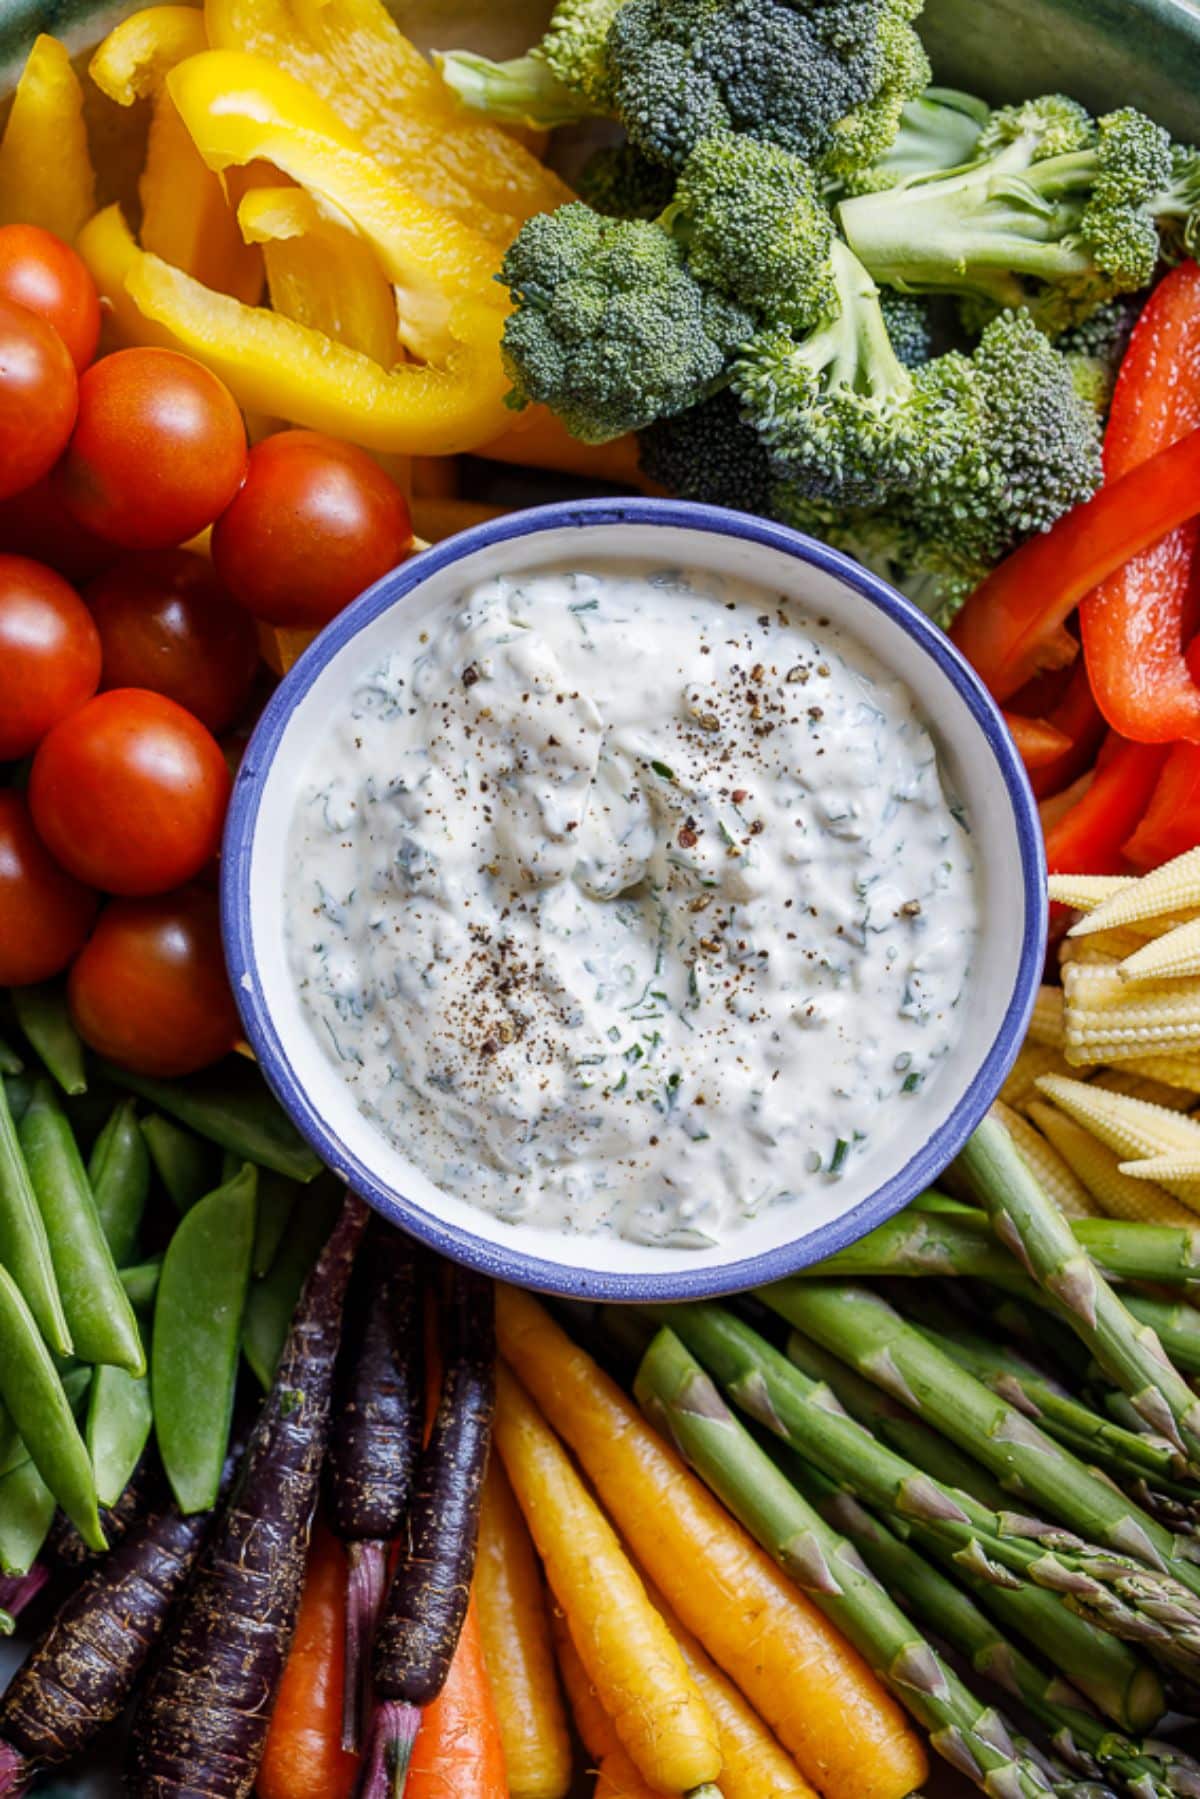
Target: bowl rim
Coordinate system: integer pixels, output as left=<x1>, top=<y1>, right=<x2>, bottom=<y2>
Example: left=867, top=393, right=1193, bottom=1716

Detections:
left=221, top=496, right=1047, bottom=1299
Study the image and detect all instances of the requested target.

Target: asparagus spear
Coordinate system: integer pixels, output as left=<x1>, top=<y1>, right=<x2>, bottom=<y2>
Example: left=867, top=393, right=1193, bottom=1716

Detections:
left=658, top=1299, right=1200, bottom=1686
left=635, top=1327, right=1112, bottom=1799
left=959, top=1118, right=1200, bottom=1473
left=791, top=1459, right=1200, bottom=1799
left=794, top=1205, right=1200, bottom=1288
left=782, top=1327, right=1167, bottom=1733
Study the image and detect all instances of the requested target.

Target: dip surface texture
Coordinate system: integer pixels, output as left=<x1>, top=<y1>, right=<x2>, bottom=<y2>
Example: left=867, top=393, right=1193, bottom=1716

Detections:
left=285, top=561, right=978, bottom=1246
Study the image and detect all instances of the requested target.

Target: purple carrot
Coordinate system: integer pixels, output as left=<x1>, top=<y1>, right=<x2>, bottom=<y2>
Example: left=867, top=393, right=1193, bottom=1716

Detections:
left=127, top=1192, right=367, bottom=1798
left=0, top=1495, right=218, bottom=1796
left=0, top=1566, right=49, bottom=1622
left=45, top=1452, right=163, bottom=1571
left=361, top=1267, right=494, bottom=1799
left=327, top=1219, right=423, bottom=1753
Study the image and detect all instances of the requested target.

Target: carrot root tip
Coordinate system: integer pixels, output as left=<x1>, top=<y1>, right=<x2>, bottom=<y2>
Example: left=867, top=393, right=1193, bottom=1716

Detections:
left=343, top=1539, right=389, bottom=1754
left=0, top=1741, right=29, bottom=1796
left=356, top=1699, right=420, bottom=1799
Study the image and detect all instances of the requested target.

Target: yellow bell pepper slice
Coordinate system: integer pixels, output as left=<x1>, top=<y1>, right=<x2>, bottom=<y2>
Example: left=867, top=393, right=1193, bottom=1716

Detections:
left=202, top=0, right=571, bottom=243
left=237, top=185, right=398, bottom=367
left=167, top=51, right=504, bottom=362
left=78, top=204, right=511, bottom=456
left=90, top=8, right=262, bottom=306
left=0, top=35, right=95, bottom=240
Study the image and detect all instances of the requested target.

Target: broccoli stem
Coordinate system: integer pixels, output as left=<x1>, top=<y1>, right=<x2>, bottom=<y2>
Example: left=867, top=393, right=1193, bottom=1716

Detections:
left=433, top=49, right=593, bottom=127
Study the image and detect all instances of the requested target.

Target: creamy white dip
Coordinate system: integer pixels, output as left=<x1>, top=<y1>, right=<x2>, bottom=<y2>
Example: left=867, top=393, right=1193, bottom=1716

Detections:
left=284, top=560, right=978, bottom=1247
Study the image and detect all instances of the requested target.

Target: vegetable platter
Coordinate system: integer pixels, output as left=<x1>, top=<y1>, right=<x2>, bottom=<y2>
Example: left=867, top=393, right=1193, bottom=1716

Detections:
left=5, top=0, right=1200, bottom=1797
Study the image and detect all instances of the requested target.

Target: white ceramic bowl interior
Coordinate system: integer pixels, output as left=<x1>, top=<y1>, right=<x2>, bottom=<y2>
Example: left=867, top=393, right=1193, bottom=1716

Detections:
left=223, top=502, right=1045, bottom=1298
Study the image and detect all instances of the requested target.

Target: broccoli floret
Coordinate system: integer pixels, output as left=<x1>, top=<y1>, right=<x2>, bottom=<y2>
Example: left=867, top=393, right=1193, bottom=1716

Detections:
left=434, top=0, right=623, bottom=128
left=638, top=388, right=773, bottom=512
left=1056, top=291, right=1144, bottom=415
left=499, top=203, right=754, bottom=442
left=577, top=142, right=678, bottom=218
left=838, top=87, right=991, bottom=196
left=773, top=493, right=970, bottom=623
left=840, top=97, right=1175, bottom=332
left=606, top=0, right=929, bottom=175
left=879, top=292, right=935, bottom=367
left=667, top=134, right=836, bottom=326
left=1152, top=141, right=1200, bottom=261
left=733, top=238, right=949, bottom=508
left=902, top=308, right=1103, bottom=585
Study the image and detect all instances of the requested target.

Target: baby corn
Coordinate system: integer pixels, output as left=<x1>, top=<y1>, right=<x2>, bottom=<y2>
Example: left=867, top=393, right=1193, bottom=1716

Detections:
left=1062, top=963, right=1200, bottom=1064
left=990, top=1100, right=1096, bottom=1219
left=1034, top=1073, right=1200, bottom=1161
left=1027, top=1099, right=1195, bottom=1225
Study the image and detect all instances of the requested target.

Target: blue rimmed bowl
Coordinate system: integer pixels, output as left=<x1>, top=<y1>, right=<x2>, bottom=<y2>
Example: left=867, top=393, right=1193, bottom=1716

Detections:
left=221, top=498, right=1047, bottom=1299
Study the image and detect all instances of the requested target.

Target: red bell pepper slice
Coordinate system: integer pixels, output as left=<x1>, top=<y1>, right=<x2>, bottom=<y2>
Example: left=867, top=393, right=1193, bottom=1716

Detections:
left=1123, top=741, right=1200, bottom=868
left=950, top=424, right=1200, bottom=700
left=1079, top=261, right=1200, bottom=744
left=1043, top=732, right=1169, bottom=875
left=1024, top=658, right=1106, bottom=799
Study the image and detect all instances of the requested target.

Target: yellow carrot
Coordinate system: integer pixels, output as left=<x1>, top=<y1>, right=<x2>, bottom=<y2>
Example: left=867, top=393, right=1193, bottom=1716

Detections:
left=476, top=1458, right=573, bottom=1799
left=647, top=1584, right=818, bottom=1799
left=553, top=1612, right=670, bottom=1799
left=494, top=1362, right=722, bottom=1798
left=496, top=1286, right=928, bottom=1799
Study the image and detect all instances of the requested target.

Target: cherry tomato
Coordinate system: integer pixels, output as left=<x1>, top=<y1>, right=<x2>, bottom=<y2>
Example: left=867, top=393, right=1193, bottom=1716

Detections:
left=88, top=551, right=261, bottom=734
left=0, top=555, right=101, bottom=759
left=211, top=429, right=413, bottom=628
left=29, top=688, right=232, bottom=896
left=0, top=789, right=98, bottom=985
left=58, top=348, right=247, bottom=550
left=0, top=474, right=116, bottom=582
left=0, top=225, right=100, bottom=372
left=0, top=296, right=77, bottom=501
left=68, top=884, right=240, bottom=1075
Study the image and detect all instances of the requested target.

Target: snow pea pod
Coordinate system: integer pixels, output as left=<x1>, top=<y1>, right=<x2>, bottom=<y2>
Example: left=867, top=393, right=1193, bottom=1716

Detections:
left=11, top=983, right=86, bottom=1095
left=141, top=1112, right=220, bottom=1214
left=0, top=1367, right=91, bottom=1483
left=252, top=1170, right=296, bottom=1277
left=105, top=1059, right=322, bottom=1182
left=153, top=1164, right=257, bottom=1513
left=1, top=1074, right=31, bottom=1123
left=120, top=1258, right=163, bottom=1312
left=88, top=1098, right=150, bottom=1267
left=0, top=1457, right=56, bottom=1577
left=242, top=1178, right=342, bottom=1389
left=0, top=1265, right=102, bottom=1551
left=18, top=1079, right=144, bottom=1376
left=87, top=1364, right=153, bottom=1508
left=0, top=1073, right=70, bottom=1357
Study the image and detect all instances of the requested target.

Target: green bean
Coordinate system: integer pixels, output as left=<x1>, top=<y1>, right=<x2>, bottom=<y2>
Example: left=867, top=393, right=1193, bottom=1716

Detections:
left=104, top=1058, right=322, bottom=1182
left=243, top=1179, right=342, bottom=1389
left=87, top=1364, right=153, bottom=1508
left=141, top=1112, right=220, bottom=1214
left=0, top=1457, right=56, bottom=1576
left=19, top=1079, right=145, bottom=1376
left=120, top=1258, right=163, bottom=1312
left=0, top=1265, right=102, bottom=1550
left=252, top=1171, right=296, bottom=1278
left=88, top=1098, right=151, bottom=1267
left=153, top=1164, right=257, bottom=1513
left=0, top=1366, right=91, bottom=1482
left=0, top=1071, right=70, bottom=1357
left=11, top=982, right=87, bottom=1095
left=0, top=1032, right=22, bottom=1077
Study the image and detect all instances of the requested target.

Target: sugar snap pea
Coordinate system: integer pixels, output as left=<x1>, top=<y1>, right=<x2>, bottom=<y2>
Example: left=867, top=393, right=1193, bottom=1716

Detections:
left=88, top=1099, right=150, bottom=1267
left=104, top=1059, right=322, bottom=1182
left=242, top=1178, right=342, bottom=1389
left=11, top=983, right=87, bottom=1095
left=0, top=1072, right=70, bottom=1357
left=0, top=1457, right=57, bottom=1577
left=141, top=1112, right=221, bottom=1213
left=87, top=1364, right=153, bottom=1509
left=0, top=1265, right=103, bottom=1551
left=0, top=1369, right=91, bottom=1483
left=252, top=1171, right=297, bottom=1278
left=153, top=1164, right=257, bottom=1513
left=120, top=1258, right=163, bottom=1312
left=1, top=1074, right=31, bottom=1123
left=19, top=1079, right=145, bottom=1376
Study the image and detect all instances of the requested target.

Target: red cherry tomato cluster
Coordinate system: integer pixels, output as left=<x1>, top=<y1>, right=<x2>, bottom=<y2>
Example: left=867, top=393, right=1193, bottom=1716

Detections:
left=0, top=224, right=414, bottom=1077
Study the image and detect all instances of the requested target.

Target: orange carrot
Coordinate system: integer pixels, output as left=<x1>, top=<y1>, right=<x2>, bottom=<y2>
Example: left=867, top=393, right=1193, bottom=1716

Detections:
left=496, top=1285, right=928, bottom=1799
left=258, top=1521, right=360, bottom=1799
left=405, top=1592, right=508, bottom=1799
